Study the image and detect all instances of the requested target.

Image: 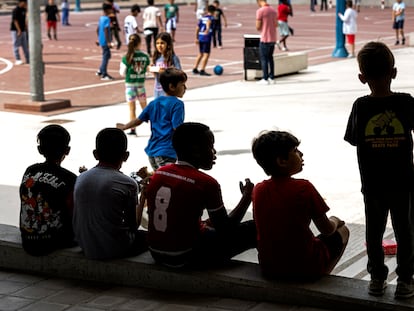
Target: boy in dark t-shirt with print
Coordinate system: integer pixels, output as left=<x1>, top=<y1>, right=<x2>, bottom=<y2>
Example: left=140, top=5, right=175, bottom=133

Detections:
left=345, top=41, right=414, bottom=299
left=20, top=125, right=77, bottom=256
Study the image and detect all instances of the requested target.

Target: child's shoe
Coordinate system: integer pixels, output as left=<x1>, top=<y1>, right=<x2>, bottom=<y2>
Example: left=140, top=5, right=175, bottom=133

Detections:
left=368, top=279, right=387, bottom=296
left=395, top=279, right=414, bottom=299
left=192, top=68, right=200, bottom=74
left=199, top=70, right=211, bottom=76
left=402, top=37, right=406, bottom=45
left=395, top=40, right=400, bottom=45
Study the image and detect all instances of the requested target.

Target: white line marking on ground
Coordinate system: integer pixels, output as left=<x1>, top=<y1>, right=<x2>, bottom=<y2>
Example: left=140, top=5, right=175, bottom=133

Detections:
left=0, top=58, right=14, bottom=75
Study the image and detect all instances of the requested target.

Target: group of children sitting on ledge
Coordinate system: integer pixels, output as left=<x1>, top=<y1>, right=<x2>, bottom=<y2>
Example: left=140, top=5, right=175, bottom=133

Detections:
left=18, top=41, right=414, bottom=299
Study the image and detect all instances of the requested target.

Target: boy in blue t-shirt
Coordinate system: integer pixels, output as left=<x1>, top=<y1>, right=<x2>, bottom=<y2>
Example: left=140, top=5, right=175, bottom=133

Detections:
left=116, top=68, right=187, bottom=170
left=96, top=3, right=114, bottom=81
left=192, top=5, right=215, bottom=76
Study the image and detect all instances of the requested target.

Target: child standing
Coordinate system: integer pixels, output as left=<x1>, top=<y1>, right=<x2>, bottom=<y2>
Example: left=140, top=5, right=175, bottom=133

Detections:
left=338, top=0, right=357, bottom=57
left=146, top=122, right=256, bottom=268
left=45, top=0, right=60, bottom=40
left=20, top=125, right=77, bottom=256
left=252, top=130, right=349, bottom=279
left=61, top=0, right=70, bottom=26
left=116, top=68, right=187, bottom=170
left=164, top=0, right=179, bottom=42
left=392, top=0, right=406, bottom=45
left=212, top=0, right=227, bottom=49
left=96, top=3, right=114, bottom=81
left=276, top=0, right=291, bottom=51
left=123, top=4, right=142, bottom=45
left=344, top=41, right=414, bottom=298
left=120, top=34, right=150, bottom=136
left=193, top=5, right=215, bottom=76
left=152, top=32, right=182, bottom=98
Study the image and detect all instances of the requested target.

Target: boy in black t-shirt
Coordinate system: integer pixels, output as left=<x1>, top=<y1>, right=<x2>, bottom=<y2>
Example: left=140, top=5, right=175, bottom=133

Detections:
left=20, top=125, right=77, bottom=256
left=345, top=41, right=414, bottom=299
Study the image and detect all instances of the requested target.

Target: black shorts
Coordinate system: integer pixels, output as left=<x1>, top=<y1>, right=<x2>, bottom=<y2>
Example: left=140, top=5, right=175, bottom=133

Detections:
left=317, top=230, right=343, bottom=261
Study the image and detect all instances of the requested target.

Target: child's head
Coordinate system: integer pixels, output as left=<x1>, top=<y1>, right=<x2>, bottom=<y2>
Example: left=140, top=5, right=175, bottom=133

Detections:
left=160, top=67, right=187, bottom=97
left=252, top=130, right=303, bottom=176
left=357, top=41, right=396, bottom=82
left=131, top=4, right=140, bottom=15
left=94, top=128, right=129, bottom=165
left=213, top=0, right=220, bottom=7
left=155, top=32, right=173, bottom=55
left=126, top=34, right=142, bottom=64
left=147, top=0, right=154, bottom=5
left=207, top=5, right=216, bottom=14
left=102, top=2, right=113, bottom=14
left=172, top=122, right=216, bottom=170
left=346, top=0, right=353, bottom=7
left=37, top=124, right=71, bottom=162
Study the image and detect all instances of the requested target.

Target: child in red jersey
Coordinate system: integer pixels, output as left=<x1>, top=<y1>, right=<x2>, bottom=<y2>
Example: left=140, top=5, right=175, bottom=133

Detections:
left=252, top=130, right=349, bottom=280
left=145, top=122, right=256, bottom=268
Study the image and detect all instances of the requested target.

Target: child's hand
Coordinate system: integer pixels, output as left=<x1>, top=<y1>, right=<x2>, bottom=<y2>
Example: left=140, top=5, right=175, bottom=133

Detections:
left=239, top=178, right=254, bottom=196
left=329, top=216, right=345, bottom=228
left=116, top=123, right=126, bottom=130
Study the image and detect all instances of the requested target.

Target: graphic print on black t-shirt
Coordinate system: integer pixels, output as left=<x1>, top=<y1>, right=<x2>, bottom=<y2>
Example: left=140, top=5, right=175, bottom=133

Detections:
left=364, top=110, right=406, bottom=149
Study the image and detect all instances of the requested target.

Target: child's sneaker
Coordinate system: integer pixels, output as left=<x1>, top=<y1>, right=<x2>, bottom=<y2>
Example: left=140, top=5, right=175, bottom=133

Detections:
left=101, top=75, right=114, bottom=81
left=402, top=37, right=406, bottom=45
left=192, top=68, right=200, bottom=74
left=395, top=279, right=414, bottom=299
left=95, top=71, right=102, bottom=76
left=368, top=279, right=387, bottom=296
left=127, top=129, right=137, bottom=136
left=199, top=70, right=211, bottom=76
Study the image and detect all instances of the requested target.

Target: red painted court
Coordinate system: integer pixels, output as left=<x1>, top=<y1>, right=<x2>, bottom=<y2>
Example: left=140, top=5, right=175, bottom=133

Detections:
left=0, top=2, right=413, bottom=115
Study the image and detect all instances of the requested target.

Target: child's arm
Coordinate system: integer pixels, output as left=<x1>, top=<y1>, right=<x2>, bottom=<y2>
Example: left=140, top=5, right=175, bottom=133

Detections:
left=119, top=61, right=126, bottom=77
left=227, top=178, right=254, bottom=224
left=116, top=119, right=143, bottom=131
left=222, top=10, right=227, bottom=27
left=314, top=215, right=345, bottom=236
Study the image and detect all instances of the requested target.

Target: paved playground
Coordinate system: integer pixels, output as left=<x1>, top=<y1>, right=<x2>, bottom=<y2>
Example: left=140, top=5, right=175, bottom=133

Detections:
left=1, top=2, right=414, bottom=310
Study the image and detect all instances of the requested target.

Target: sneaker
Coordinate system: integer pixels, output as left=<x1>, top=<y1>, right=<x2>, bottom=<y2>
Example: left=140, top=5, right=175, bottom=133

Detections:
left=256, top=79, right=269, bottom=85
left=276, top=41, right=281, bottom=50
left=101, top=75, right=114, bottom=81
left=395, top=279, right=414, bottom=299
left=199, top=70, right=211, bottom=76
left=368, top=279, right=387, bottom=296
left=395, top=40, right=400, bottom=45
left=402, top=37, right=406, bottom=45
left=14, top=60, right=23, bottom=65
left=282, top=47, right=288, bottom=51
left=218, top=46, right=223, bottom=49
left=127, top=129, right=137, bottom=136
left=268, top=78, right=275, bottom=84
left=95, top=71, right=102, bottom=76
left=192, top=68, right=200, bottom=74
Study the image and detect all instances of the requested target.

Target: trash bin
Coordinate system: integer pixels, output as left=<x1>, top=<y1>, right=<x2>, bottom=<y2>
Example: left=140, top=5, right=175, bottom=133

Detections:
left=243, top=34, right=261, bottom=80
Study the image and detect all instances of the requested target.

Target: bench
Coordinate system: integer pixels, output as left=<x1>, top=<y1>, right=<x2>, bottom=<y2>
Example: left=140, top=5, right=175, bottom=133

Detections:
left=244, top=51, right=308, bottom=81
left=0, top=224, right=413, bottom=311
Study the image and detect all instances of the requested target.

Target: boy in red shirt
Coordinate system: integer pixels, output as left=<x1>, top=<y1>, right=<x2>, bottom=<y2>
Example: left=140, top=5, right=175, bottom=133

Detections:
left=252, top=130, right=349, bottom=279
left=276, top=0, right=291, bottom=51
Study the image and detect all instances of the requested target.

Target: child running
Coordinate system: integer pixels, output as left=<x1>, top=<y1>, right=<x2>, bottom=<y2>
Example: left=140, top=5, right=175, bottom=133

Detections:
left=116, top=68, right=187, bottom=171
left=119, top=33, right=150, bottom=136
left=151, top=32, right=181, bottom=98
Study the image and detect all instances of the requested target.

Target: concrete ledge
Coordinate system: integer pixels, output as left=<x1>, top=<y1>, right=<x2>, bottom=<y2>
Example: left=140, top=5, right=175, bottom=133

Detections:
left=0, top=224, right=413, bottom=311
left=245, top=52, right=308, bottom=81
left=4, top=99, right=71, bottom=113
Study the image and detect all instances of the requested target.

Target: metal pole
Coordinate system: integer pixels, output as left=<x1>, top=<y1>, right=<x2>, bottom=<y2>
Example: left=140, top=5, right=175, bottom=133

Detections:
left=28, top=0, right=45, bottom=101
left=75, top=0, right=81, bottom=12
left=332, top=0, right=348, bottom=58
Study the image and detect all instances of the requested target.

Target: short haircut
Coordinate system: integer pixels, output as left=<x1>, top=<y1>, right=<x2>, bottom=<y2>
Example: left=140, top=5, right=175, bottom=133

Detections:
left=147, top=0, right=154, bottom=5
left=207, top=5, right=216, bottom=13
left=160, top=67, right=187, bottom=93
left=95, top=128, right=127, bottom=163
left=357, top=41, right=395, bottom=81
left=102, top=2, right=113, bottom=11
left=131, top=4, right=140, bottom=12
left=213, top=0, right=220, bottom=4
left=252, top=130, right=300, bottom=176
left=346, top=0, right=353, bottom=7
left=37, top=124, right=70, bottom=160
left=172, top=122, right=211, bottom=160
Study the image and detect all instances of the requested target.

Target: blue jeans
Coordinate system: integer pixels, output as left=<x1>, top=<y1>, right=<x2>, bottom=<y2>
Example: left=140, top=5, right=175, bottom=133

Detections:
left=148, top=156, right=176, bottom=171
left=99, top=45, right=111, bottom=76
left=364, top=191, right=414, bottom=282
left=11, top=31, right=29, bottom=63
left=61, top=8, right=69, bottom=25
left=259, top=42, right=275, bottom=81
